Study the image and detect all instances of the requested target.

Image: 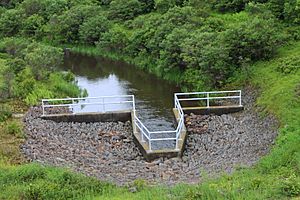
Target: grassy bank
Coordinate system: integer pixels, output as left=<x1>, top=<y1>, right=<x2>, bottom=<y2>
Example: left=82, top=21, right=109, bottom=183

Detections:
left=1, top=40, right=298, bottom=200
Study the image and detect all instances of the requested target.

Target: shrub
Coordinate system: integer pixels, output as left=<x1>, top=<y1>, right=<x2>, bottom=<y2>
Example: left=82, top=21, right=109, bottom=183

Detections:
left=0, top=60, right=14, bottom=99
left=139, top=0, right=155, bottom=13
left=158, top=27, right=189, bottom=73
left=0, top=37, right=30, bottom=57
left=6, top=58, right=26, bottom=75
left=283, top=0, right=300, bottom=24
left=24, top=43, right=63, bottom=80
left=276, top=54, right=300, bottom=74
left=0, top=9, right=25, bottom=37
left=12, top=67, right=36, bottom=99
left=155, top=0, right=178, bottom=13
left=223, top=16, right=283, bottom=66
left=5, top=120, right=24, bottom=138
left=79, top=14, right=111, bottom=45
left=48, top=5, right=102, bottom=43
left=212, top=0, right=250, bottom=12
left=24, top=85, right=54, bottom=105
left=0, top=105, right=12, bottom=122
left=21, top=14, right=45, bottom=38
left=108, top=0, right=143, bottom=20
left=267, top=0, right=285, bottom=19
left=181, top=31, right=232, bottom=87
left=181, top=68, right=212, bottom=91
left=48, top=72, right=86, bottom=98
left=21, top=0, right=68, bottom=19
left=97, top=24, right=130, bottom=52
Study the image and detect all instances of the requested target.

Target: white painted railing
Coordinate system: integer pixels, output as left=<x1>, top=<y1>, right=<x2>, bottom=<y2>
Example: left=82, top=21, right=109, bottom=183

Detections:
left=175, top=90, right=242, bottom=108
left=132, top=95, right=184, bottom=151
left=41, top=90, right=242, bottom=152
left=41, top=95, right=135, bottom=116
left=42, top=95, right=185, bottom=151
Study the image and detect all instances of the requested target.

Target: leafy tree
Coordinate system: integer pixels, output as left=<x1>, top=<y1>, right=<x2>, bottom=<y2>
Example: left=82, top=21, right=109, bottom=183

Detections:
left=0, top=37, right=30, bottom=57
left=23, top=43, right=63, bottom=80
left=181, top=31, right=232, bottom=87
left=0, top=9, right=25, bottom=37
left=155, top=0, right=178, bottom=12
left=158, top=27, right=189, bottom=72
left=98, top=0, right=112, bottom=5
left=139, top=0, right=155, bottom=13
left=21, top=0, right=45, bottom=16
left=97, top=24, right=130, bottom=53
left=108, top=0, right=143, bottom=20
left=21, top=14, right=44, bottom=38
left=0, top=0, right=23, bottom=8
left=43, top=0, right=68, bottom=19
left=283, top=0, right=300, bottom=24
left=212, top=0, right=250, bottom=12
left=0, top=7, right=6, bottom=16
left=47, top=5, right=102, bottom=43
left=223, top=16, right=283, bottom=66
left=181, top=68, right=212, bottom=91
left=267, top=0, right=285, bottom=19
left=7, top=58, right=26, bottom=75
left=20, top=0, right=68, bottom=19
left=79, top=14, right=111, bottom=45
left=127, top=13, right=163, bottom=57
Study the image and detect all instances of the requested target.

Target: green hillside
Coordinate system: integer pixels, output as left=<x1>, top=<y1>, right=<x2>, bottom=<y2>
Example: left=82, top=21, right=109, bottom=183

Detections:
left=0, top=0, right=299, bottom=199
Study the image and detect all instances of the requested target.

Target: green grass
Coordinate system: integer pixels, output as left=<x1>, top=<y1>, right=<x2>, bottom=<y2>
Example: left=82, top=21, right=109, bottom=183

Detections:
left=0, top=161, right=117, bottom=200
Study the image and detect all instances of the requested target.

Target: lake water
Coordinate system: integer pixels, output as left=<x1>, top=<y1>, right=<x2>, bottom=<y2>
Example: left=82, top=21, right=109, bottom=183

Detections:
left=61, top=52, right=181, bottom=131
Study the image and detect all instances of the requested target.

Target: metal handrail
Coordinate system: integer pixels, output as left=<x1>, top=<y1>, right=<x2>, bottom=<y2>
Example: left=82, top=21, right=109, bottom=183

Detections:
left=132, top=94, right=185, bottom=151
left=42, top=94, right=185, bottom=151
left=42, top=95, right=135, bottom=102
left=42, top=95, right=135, bottom=116
left=41, top=90, right=241, bottom=152
left=175, top=90, right=241, bottom=95
left=175, top=90, right=242, bottom=107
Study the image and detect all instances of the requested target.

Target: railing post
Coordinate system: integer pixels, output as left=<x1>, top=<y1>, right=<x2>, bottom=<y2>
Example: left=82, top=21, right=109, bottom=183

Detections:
left=42, top=100, right=45, bottom=116
left=149, top=137, right=152, bottom=152
left=132, top=96, right=137, bottom=134
left=239, top=90, right=242, bottom=106
left=102, top=97, right=105, bottom=112
left=141, top=131, right=145, bottom=142
left=207, top=93, right=210, bottom=108
left=72, top=98, right=75, bottom=114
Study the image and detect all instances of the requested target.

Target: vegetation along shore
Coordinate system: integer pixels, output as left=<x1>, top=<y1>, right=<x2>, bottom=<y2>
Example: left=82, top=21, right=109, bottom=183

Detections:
left=0, top=0, right=299, bottom=199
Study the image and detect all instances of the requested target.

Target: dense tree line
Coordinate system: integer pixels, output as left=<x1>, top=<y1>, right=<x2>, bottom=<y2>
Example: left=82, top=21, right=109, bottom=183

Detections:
left=0, top=0, right=299, bottom=90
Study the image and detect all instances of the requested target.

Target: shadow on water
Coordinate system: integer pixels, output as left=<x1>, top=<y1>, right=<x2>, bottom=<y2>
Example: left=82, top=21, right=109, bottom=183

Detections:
left=61, top=52, right=181, bottom=131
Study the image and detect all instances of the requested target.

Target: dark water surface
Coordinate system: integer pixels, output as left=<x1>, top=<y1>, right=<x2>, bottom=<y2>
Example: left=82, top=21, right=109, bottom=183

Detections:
left=62, top=53, right=181, bottom=131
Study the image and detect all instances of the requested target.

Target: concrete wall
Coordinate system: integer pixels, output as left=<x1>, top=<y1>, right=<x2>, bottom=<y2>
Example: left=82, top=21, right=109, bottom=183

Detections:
left=42, top=110, right=132, bottom=123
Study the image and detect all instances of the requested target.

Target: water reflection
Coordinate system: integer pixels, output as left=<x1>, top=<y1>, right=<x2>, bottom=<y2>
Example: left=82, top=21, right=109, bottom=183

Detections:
left=61, top=53, right=181, bottom=130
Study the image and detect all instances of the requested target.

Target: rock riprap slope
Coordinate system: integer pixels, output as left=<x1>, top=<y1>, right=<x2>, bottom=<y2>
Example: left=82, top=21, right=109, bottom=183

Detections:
left=22, top=88, right=278, bottom=185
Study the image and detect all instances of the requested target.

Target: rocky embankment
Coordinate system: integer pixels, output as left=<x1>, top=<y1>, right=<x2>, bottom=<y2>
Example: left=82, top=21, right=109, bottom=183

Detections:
left=21, top=88, right=278, bottom=185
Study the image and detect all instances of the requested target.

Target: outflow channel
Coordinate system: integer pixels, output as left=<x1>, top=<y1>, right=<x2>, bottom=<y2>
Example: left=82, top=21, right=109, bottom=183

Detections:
left=61, top=52, right=181, bottom=148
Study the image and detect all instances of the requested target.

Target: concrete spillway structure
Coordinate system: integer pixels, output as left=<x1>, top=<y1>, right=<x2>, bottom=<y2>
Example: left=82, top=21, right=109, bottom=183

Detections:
left=41, top=90, right=244, bottom=161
